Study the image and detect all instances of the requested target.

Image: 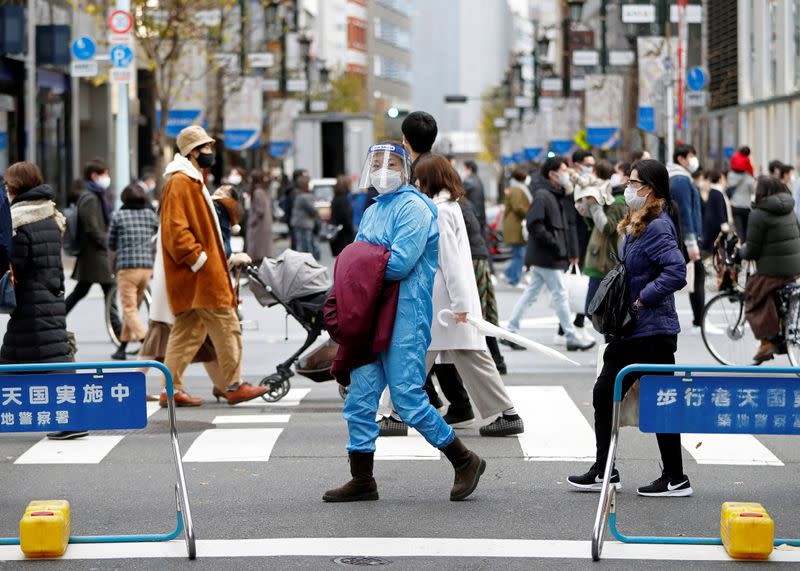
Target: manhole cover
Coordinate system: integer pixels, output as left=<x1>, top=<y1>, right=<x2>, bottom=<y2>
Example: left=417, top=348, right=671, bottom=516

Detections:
left=333, top=556, right=392, bottom=566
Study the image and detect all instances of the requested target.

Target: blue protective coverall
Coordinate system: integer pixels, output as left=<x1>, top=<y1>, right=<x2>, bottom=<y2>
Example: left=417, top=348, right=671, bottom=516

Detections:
left=343, top=185, right=456, bottom=452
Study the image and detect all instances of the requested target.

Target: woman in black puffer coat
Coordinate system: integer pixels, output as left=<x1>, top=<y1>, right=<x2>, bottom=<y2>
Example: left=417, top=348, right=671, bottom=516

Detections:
left=0, top=161, right=70, bottom=364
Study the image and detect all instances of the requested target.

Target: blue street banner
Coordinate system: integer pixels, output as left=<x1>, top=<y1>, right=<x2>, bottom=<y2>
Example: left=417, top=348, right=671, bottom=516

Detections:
left=585, top=75, right=623, bottom=149
left=155, top=109, right=207, bottom=138
left=639, top=375, right=800, bottom=435
left=0, top=372, right=147, bottom=433
left=224, top=77, right=263, bottom=151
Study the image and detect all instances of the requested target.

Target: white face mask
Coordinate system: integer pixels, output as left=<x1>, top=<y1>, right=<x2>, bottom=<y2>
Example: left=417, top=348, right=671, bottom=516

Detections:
left=228, top=173, right=243, bottom=186
left=557, top=172, right=570, bottom=189
left=580, top=164, right=594, bottom=175
left=370, top=169, right=403, bottom=195
left=96, top=175, right=111, bottom=190
left=624, top=185, right=650, bottom=210
left=524, top=176, right=531, bottom=187
left=687, top=156, right=700, bottom=173
left=610, top=173, right=623, bottom=187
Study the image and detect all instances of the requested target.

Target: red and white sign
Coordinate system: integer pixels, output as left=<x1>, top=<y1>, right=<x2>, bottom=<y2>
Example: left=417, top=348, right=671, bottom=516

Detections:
left=108, top=10, right=134, bottom=35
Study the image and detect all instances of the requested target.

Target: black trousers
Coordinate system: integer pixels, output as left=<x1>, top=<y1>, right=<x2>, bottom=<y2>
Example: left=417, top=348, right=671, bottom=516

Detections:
left=688, top=259, right=706, bottom=327
left=65, top=281, right=121, bottom=331
left=593, top=334, right=685, bottom=477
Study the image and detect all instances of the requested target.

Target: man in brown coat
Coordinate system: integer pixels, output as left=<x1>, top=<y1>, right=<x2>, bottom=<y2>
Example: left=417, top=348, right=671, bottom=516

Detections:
left=159, top=126, right=265, bottom=406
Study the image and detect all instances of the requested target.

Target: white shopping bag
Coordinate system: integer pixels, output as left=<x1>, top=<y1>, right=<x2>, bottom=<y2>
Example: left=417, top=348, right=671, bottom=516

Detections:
left=565, top=263, right=589, bottom=314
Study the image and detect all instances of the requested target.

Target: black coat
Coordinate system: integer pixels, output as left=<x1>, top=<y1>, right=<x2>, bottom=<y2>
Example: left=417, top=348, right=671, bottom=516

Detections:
left=329, top=194, right=356, bottom=257
left=1, top=185, right=70, bottom=363
left=72, top=188, right=114, bottom=284
left=524, top=174, right=578, bottom=270
left=463, top=173, right=487, bottom=229
left=703, top=187, right=729, bottom=249
left=459, top=199, right=489, bottom=259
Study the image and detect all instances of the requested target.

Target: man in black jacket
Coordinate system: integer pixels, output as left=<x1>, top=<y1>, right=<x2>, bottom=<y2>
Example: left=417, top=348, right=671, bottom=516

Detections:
left=462, top=160, right=486, bottom=229
left=504, top=156, right=595, bottom=352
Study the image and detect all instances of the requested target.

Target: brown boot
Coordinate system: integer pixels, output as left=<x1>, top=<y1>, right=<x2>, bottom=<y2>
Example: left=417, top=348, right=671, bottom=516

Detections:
left=223, top=382, right=268, bottom=405
left=322, top=452, right=379, bottom=502
left=753, top=340, right=777, bottom=363
left=440, top=436, right=486, bottom=501
left=159, top=390, right=203, bottom=408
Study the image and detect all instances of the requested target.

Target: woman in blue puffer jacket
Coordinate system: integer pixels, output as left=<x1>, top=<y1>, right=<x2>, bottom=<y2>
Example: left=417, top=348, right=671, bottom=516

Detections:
left=568, top=159, right=693, bottom=497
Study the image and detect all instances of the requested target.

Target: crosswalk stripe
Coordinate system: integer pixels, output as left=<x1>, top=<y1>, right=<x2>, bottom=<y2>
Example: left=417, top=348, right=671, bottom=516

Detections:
left=182, top=428, right=283, bottom=462
left=212, top=415, right=291, bottom=425
left=506, top=386, right=596, bottom=462
left=14, top=435, right=125, bottom=465
left=233, top=388, right=311, bottom=407
left=375, top=429, right=440, bottom=460
left=681, top=434, right=784, bottom=466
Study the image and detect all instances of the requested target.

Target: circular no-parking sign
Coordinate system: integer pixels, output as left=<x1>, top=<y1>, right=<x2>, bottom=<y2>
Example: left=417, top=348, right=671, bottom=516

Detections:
left=108, top=10, right=134, bottom=35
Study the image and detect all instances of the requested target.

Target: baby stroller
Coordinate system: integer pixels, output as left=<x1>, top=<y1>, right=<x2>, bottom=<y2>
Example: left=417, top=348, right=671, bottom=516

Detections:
left=247, top=250, right=337, bottom=402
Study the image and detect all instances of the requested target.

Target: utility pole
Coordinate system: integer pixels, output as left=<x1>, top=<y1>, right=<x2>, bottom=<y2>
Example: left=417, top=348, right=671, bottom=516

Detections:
left=600, top=0, right=608, bottom=74
left=114, top=0, right=132, bottom=210
left=562, top=2, right=571, bottom=97
left=657, top=0, right=670, bottom=164
left=26, top=0, right=36, bottom=164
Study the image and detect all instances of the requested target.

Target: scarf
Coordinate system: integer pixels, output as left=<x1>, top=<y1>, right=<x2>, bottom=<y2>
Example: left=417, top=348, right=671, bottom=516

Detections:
left=10, top=200, right=66, bottom=235
left=86, top=181, right=111, bottom=225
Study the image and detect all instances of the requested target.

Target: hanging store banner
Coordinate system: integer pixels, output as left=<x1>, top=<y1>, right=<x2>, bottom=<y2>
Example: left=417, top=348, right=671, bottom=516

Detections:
left=156, top=42, right=208, bottom=138
left=224, top=77, right=263, bottom=150
left=637, top=36, right=677, bottom=134
left=584, top=74, right=624, bottom=149
left=545, top=97, right=581, bottom=156
left=500, top=129, right=513, bottom=166
left=268, top=98, right=303, bottom=158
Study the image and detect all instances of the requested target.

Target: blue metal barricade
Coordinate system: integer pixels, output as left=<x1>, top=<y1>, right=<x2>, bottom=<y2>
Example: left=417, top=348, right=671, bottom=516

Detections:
left=591, top=363, right=800, bottom=561
left=0, top=361, right=196, bottom=559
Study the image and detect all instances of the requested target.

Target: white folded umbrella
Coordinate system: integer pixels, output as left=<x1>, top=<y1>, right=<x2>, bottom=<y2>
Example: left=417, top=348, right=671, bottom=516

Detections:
left=437, top=309, right=580, bottom=367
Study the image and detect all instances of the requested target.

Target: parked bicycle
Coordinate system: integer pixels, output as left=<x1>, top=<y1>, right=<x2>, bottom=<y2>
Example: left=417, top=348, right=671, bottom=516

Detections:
left=701, top=234, right=800, bottom=366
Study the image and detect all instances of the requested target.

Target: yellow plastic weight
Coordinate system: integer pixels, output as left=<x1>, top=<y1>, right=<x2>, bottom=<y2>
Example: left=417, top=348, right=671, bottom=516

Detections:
left=19, top=500, right=71, bottom=558
left=720, top=502, right=774, bottom=560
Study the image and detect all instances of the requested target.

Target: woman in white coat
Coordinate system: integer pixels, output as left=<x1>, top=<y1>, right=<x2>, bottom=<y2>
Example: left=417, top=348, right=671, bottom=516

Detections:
left=415, top=154, right=524, bottom=437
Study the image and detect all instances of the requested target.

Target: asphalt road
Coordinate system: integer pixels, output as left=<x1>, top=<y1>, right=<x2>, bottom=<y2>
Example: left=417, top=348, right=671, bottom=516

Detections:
left=0, top=251, right=799, bottom=569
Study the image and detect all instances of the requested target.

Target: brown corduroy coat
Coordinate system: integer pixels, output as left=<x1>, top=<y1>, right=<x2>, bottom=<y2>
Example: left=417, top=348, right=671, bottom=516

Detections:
left=160, top=163, right=235, bottom=315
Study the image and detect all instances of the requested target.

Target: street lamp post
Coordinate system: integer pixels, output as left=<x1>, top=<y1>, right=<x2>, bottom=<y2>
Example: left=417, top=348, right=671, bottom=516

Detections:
left=298, top=32, right=312, bottom=113
left=562, top=0, right=585, bottom=98
left=533, top=29, right=550, bottom=112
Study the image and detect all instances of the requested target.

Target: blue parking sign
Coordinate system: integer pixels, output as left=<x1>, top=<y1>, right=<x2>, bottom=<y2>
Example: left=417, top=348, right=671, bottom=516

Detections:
left=0, top=372, right=147, bottom=433
left=110, top=45, right=134, bottom=68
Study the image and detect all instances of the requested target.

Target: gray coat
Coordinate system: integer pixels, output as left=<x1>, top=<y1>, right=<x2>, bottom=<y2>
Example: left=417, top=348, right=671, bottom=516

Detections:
left=72, top=190, right=114, bottom=284
left=246, top=185, right=274, bottom=262
left=740, top=193, right=800, bottom=276
left=290, top=191, right=319, bottom=231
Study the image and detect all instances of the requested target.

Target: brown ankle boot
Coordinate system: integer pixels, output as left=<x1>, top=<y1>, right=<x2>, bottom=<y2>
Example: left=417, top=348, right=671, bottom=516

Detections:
left=441, top=436, right=486, bottom=501
left=753, top=340, right=777, bottom=363
left=322, top=452, right=379, bottom=502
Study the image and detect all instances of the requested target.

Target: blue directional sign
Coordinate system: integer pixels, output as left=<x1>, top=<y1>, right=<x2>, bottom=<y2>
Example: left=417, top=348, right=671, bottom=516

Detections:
left=71, top=37, right=96, bottom=61
left=0, top=372, right=147, bottom=433
left=110, top=44, right=134, bottom=68
left=686, top=66, right=707, bottom=91
left=640, top=375, right=800, bottom=435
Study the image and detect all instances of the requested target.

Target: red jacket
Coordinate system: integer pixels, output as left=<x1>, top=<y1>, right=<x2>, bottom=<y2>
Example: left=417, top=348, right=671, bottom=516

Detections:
left=324, top=241, right=399, bottom=385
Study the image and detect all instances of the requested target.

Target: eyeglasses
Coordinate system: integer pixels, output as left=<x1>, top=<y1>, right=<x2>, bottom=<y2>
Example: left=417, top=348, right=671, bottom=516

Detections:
left=628, top=178, right=648, bottom=187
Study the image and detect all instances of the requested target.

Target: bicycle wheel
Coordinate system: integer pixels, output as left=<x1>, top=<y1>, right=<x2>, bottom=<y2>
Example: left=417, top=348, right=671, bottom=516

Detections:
left=701, top=291, right=757, bottom=366
left=784, top=291, right=800, bottom=367
left=105, top=285, right=152, bottom=353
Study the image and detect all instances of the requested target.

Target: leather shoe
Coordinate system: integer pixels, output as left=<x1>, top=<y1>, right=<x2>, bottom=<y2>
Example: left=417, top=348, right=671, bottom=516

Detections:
left=753, top=341, right=777, bottom=363
left=159, top=390, right=203, bottom=408
left=223, top=382, right=268, bottom=405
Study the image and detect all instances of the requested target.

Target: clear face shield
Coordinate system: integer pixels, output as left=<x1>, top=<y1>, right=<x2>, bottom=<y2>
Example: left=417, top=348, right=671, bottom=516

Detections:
left=358, top=143, right=411, bottom=195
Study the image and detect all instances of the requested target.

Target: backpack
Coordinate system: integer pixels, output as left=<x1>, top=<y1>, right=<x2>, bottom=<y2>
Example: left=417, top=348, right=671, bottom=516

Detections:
left=588, top=250, right=633, bottom=337
left=62, top=193, right=86, bottom=256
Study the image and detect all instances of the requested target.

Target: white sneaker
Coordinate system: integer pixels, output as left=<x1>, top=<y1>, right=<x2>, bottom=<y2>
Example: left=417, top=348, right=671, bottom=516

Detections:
left=690, top=325, right=702, bottom=336
left=515, top=282, right=527, bottom=290
left=552, top=334, right=567, bottom=346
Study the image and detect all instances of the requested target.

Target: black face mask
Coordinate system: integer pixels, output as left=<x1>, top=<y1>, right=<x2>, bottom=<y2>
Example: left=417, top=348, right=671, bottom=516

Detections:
left=195, top=151, right=215, bottom=169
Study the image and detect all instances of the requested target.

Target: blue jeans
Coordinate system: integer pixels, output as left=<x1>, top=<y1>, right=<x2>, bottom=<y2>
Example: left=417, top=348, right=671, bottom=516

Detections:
left=293, top=228, right=320, bottom=260
left=504, top=245, right=525, bottom=285
left=507, top=266, right=577, bottom=341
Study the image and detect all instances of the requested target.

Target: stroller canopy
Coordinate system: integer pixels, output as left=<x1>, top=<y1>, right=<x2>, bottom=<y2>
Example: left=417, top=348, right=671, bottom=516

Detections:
left=257, top=249, right=332, bottom=303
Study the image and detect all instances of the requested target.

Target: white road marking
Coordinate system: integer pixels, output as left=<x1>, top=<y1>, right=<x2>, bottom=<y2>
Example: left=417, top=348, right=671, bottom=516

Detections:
left=14, top=436, right=125, bottom=465
left=212, top=415, right=291, bottom=425
left=375, top=429, right=440, bottom=460
left=682, top=434, right=784, bottom=466
left=507, top=386, right=596, bottom=461
left=1, top=538, right=799, bottom=562
left=233, top=388, right=311, bottom=407
left=182, top=428, right=283, bottom=462
left=146, top=402, right=160, bottom=418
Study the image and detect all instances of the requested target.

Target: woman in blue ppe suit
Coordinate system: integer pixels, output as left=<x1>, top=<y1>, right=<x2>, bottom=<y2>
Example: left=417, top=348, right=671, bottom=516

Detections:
left=324, top=142, right=486, bottom=503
